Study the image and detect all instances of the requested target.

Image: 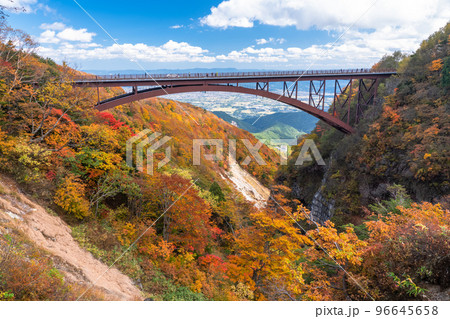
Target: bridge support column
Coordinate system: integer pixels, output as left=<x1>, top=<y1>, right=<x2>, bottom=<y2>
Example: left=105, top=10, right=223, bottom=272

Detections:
left=256, top=82, right=269, bottom=91
left=309, top=80, right=326, bottom=110
left=356, top=78, right=378, bottom=123
left=283, top=81, right=298, bottom=99
left=332, top=79, right=353, bottom=124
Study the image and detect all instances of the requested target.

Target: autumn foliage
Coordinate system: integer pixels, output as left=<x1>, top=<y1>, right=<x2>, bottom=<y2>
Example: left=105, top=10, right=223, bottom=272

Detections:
left=0, top=17, right=449, bottom=301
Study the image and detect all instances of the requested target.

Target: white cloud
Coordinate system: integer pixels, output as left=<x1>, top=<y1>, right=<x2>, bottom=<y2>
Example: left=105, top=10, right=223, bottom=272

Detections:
left=256, top=37, right=285, bottom=45
left=201, top=0, right=450, bottom=63
left=201, top=0, right=448, bottom=31
left=37, top=24, right=96, bottom=44
left=34, top=0, right=448, bottom=68
left=75, top=42, right=101, bottom=49
left=37, top=40, right=216, bottom=63
left=217, top=46, right=290, bottom=63
left=38, top=30, right=60, bottom=44
left=217, top=47, right=288, bottom=63
left=216, top=37, right=400, bottom=66
left=37, top=3, right=55, bottom=14
left=35, top=26, right=437, bottom=68
left=56, top=27, right=96, bottom=42
left=170, top=25, right=183, bottom=29
left=0, top=0, right=37, bottom=13
left=40, top=22, right=66, bottom=31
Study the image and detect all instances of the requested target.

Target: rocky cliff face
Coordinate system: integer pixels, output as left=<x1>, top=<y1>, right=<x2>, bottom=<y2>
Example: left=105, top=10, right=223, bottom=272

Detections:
left=310, top=190, right=335, bottom=224
left=309, top=156, right=335, bottom=224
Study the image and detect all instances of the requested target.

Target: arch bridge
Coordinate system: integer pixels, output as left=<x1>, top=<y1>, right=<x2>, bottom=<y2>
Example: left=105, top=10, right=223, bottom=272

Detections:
left=72, top=69, right=396, bottom=134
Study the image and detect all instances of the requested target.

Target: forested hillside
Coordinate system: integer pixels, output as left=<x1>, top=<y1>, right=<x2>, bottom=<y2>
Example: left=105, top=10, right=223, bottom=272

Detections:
left=0, top=19, right=284, bottom=300
left=0, top=16, right=449, bottom=301
left=278, top=24, right=450, bottom=219
left=275, top=24, right=450, bottom=299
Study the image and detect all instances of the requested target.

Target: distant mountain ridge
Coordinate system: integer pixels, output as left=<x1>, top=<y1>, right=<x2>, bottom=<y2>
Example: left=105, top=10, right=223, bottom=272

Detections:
left=213, top=111, right=318, bottom=133
left=213, top=110, right=318, bottom=141
left=245, top=112, right=317, bottom=133
left=212, top=111, right=257, bottom=133
left=253, top=123, right=304, bottom=141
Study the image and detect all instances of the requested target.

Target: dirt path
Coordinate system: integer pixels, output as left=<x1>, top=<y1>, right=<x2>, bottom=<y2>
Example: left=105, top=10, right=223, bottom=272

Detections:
left=223, top=157, right=270, bottom=208
left=0, top=175, right=142, bottom=301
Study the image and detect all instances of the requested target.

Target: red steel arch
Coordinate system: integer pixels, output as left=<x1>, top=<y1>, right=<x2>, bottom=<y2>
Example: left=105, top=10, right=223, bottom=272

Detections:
left=96, top=84, right=355, bottom=134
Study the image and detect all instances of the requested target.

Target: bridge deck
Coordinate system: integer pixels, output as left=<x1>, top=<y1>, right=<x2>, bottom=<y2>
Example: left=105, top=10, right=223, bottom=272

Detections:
left=70, top=68, right=397, bottom=134
left=73, top=69, right=396, bottom=87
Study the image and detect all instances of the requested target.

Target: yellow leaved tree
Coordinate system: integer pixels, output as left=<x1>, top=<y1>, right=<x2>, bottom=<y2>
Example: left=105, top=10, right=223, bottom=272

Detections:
left=54, top=175, right=90, bottom=219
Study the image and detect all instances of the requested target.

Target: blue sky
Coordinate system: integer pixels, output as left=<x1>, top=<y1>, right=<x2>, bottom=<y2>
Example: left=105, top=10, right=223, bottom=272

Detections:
left=1, top=0, right=449, bottom=70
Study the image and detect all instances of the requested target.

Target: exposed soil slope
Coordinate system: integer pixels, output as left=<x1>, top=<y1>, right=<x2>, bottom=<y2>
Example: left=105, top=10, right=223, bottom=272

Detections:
left=224, top=157, right=270, bottom=208
left=0, top=175, right=142, bottom=301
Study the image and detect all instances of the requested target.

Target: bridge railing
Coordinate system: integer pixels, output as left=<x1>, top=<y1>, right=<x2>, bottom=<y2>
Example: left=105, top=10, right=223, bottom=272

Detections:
left=73, top=68, right=396, bottom=82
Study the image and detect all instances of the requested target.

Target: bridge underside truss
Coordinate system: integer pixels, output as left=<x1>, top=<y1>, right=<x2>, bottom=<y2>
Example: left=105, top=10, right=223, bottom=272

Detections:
left=76, top=74, right=389, bottom=134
